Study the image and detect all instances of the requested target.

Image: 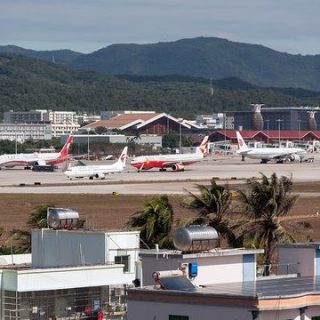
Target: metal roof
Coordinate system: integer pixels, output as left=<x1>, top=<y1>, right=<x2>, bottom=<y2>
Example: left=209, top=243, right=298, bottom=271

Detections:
left=197, top=276, right=320, bottom=299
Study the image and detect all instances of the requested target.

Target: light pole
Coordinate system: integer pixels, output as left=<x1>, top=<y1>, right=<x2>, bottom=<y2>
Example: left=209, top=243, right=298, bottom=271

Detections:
left=297, top=119, right=301, bottom=143
left=86, top=128, right=90, bottom=160
left=224, top=114, right=227, bottom=155
left=265, top=120, right=270, bottom=144
left=276, top=119, right=283, bottom=147
left=15, top=130, right=18, bottom=154
left=179, top=120, right=183, bottom=153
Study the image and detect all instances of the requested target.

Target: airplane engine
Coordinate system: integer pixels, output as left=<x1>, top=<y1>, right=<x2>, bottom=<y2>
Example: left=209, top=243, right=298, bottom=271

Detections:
left=171, top=164, right=185, bottom=171
left=290, top=154, right=301, bottom=162
left=95, top=173, right=106, bottom=179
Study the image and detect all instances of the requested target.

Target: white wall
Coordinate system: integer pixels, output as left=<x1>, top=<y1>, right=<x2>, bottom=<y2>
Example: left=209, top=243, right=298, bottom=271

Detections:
left=1, top=265, right=135, bottom=292
left=141, top=255, right=243, bottom=286
left=0, top=254, right=31, bottom=265
left=105, top=232, right=140, bottom=274
left=278, top=247, right=315, bottom=277
left=128, top=299, right=320, bottom=320
left=128, top=300, right=252, bottom=320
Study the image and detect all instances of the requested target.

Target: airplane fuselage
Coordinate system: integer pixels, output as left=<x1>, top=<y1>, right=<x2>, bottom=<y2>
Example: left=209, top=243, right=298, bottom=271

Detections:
left=130, top=153, right=204, bottom=171
left=239, top=147, right=307, bottom=160
left=0, top=152, right=66, bottom=168
left=65, top=164, right=122, bottom=179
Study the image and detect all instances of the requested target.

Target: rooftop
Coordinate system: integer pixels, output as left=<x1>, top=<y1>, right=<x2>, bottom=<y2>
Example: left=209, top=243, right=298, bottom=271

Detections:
left=139, top=247, right=264, bottom=259
left=130, top=276, right=320, bottom=310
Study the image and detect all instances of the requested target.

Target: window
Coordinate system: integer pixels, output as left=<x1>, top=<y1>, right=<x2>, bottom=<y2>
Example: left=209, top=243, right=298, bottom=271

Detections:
left=169, top=316, right=189, bottom=320
left=114, top=255, right=129, bottom=272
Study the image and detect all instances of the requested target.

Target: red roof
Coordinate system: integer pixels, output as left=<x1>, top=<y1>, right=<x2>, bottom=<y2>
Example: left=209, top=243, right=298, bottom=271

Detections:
left=214, top=130, right=320, bottom=139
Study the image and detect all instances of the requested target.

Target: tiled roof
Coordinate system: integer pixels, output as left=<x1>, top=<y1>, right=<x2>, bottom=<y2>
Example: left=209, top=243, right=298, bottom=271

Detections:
left=83, top=113, right=160, bottom=129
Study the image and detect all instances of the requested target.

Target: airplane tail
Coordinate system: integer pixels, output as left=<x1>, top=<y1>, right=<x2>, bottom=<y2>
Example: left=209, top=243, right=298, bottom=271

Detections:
left=196, top=136, right=209, bottom=156
left=236, top=131, right=249, bottom=152
left=116, top=146, right=128, bottom=169
left=58, top=135, right=74, bottom=160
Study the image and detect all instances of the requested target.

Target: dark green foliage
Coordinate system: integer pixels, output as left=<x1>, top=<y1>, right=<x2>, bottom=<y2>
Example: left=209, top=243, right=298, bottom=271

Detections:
left=9, top=204, right=53, bottom=253
left=238, top=173, right=298, bottom=272
left=127, top=195, right=174, bottom=249
left=162, top=131, right=179, bottom=149
left=183, top=179, right=239, bottom=247
left=0, top=45, right=82, bottom=65
left=0, top=137, right=62, bottom=155
left=70, top=37, right=320, bottom=91
left=0, top=53, right=320, bottom=119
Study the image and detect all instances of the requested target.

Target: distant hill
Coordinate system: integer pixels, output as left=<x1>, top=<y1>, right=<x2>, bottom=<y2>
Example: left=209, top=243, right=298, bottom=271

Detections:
left=1, top=53, right=320, bottom=119
left=3, top=37, right=320, bottom=91
left=0, top=45, right=82, bottom=65
left=69, top=37, right=320, bottom=91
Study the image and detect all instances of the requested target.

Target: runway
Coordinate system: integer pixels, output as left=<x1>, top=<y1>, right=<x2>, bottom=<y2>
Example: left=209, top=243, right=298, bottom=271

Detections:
left=0, top=154, right=319, bottom=194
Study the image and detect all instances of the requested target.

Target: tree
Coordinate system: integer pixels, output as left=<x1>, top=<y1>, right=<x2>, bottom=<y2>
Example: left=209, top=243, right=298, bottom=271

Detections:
left=9, top=204, right=52, bottom=253
left=238, top=173, right=298, bottom=273
left=127, top=195, right=174, bottom=249
left=183, top=178, right=239, bottom=247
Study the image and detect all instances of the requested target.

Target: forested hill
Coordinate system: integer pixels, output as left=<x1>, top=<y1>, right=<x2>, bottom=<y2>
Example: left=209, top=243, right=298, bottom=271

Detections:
left=0, top=45, right=82, bottom=65
left=3, top=37, right=320, bottom=91
left=0, top=53, right=320, bottom=119
left=69, top=37, right=320, bottom=91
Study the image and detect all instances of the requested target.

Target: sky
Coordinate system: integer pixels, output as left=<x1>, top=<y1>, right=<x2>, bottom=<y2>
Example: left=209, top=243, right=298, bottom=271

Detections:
left=1, top=0, right=320, bottom=55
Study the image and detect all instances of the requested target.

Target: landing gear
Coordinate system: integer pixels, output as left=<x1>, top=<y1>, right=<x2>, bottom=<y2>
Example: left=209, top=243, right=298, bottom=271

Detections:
left=241, top=155, right=245, bottom=162
left=159, top=168, right=167, bottom=172
left=260, top=159, right=269, bottom=164
left=24, top=166, right=31, bottom=170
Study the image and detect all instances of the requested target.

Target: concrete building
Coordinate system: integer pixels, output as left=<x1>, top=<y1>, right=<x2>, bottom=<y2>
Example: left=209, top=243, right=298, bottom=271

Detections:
left=128, top=243, right=320, bottom=320
left=0, top=228, right=140, bottom=319
left=0, top=123, right=52, bottom=142
left=44, top=111, right=80, bottom=137
left=226, top=105, right=320, bottom=131
left=3, top=111, right=43, bottom=123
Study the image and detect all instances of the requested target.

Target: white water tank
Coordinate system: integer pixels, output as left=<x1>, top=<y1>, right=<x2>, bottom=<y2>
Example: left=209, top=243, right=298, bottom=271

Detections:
left=47, top=207, right=79, bottom=229
left=173, top=225, right=219, bottom=252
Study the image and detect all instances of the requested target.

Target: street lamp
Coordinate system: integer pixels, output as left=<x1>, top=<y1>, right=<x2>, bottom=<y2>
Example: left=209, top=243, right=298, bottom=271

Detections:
left=224, top=114, right=227, bottom=155
left=297, top=119, right=302, bottom=143
left=276, top=119, right=283, bottom=147
left=265, top=120, right=270, bottom=144
left=86, top=128, right=90, bottom=160
left=178, top=119, right=184, bottom=153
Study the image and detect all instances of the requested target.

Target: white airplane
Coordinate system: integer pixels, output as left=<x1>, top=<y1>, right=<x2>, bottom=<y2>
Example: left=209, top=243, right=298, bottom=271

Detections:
left=65, top=146, right=128, bottom=179
left=130, top=136, right=209, bottom=172
left=0, top=135, right=74, bottom=169
left=236, top=131, right=307, bottom=163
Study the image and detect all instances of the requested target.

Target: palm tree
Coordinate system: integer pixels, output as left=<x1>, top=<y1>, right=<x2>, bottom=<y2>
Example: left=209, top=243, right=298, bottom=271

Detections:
left=183, top=178, right=239, bottom=247
left=9, top=204, right=52, bottom=253
left=238, top=173, right=298, bottom=274
left=127, top=195, right=174, bottom=249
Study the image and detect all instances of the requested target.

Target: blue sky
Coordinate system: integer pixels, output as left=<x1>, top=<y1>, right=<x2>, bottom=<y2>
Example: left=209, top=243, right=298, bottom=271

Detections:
left=1, top=0, right=319, bottom=54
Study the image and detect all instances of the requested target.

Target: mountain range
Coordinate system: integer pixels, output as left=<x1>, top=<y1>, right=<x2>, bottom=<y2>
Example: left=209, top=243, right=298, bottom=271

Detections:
left=0, top=52, right=320, bottom=119
left=1, top=37, right=320, bottom=91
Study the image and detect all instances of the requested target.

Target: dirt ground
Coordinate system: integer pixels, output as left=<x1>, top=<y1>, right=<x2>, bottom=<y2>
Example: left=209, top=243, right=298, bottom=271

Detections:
left=1, top=181, right=320, bottom=243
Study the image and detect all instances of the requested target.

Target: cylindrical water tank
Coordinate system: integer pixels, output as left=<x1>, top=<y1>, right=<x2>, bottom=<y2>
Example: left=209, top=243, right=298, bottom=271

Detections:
left=173, top=225, right=219, bottom=252
left=47, top=208, right=80, bottom=229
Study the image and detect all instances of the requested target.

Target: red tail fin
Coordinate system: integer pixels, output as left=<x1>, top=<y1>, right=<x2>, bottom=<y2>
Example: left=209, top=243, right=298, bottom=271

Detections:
left=59, top=135, right=74, bottom=159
